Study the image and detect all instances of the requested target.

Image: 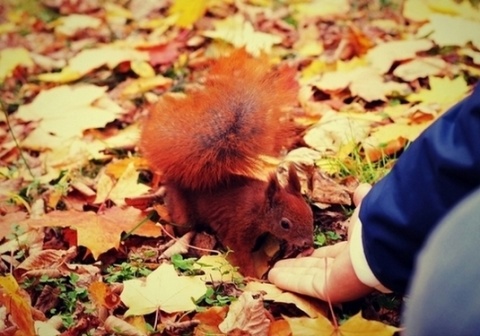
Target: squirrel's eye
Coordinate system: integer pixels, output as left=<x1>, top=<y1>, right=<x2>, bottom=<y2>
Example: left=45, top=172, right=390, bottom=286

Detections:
left=280, top=218, right=292, bottom=230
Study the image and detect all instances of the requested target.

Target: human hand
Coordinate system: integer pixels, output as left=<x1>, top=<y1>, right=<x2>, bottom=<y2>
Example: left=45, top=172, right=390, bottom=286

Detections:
left=268, top=183, right=373, bottom=303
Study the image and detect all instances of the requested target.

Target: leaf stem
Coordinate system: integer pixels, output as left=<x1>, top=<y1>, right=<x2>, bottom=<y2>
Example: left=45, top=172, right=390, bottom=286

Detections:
left=0, top=100, right=35, bottom=179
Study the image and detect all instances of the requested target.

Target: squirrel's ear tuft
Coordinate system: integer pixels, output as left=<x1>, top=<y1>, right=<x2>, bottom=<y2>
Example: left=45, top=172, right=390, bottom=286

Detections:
left=285, top=165, right=302, bottom=195
left=266, top=173, right=281, bottom=207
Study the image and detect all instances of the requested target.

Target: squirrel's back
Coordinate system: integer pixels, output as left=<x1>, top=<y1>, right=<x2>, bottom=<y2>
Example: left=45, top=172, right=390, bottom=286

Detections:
left=140, top=49, right=298, bottom=190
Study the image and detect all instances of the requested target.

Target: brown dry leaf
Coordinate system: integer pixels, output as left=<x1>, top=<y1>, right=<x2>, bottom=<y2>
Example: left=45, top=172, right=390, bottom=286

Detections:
left=285, top=313, right=400, bottom=336
left=0, top=274, right=35, bottom=336
left=16, top=246, right=77, bottom=278
left=160, top=231, right=194, bottom=259
left=120, top=263, right=207, bottom=315
left=24, top=207, right=161, bottom=259
left=0, top=212, right=28, bottom=240
left=219, top=292, right=270, bottom=335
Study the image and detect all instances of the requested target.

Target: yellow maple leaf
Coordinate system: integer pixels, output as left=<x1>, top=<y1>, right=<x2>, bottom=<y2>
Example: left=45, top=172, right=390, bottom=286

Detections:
left=367, top=39, right=434, bottom=74
left=407, top=76, right=470, bottom=105
left=38, top=46, right=149, bottom=83
left=121, top=263, right=207, bottom=315
left=169, top=0, right=207, bottom=28
left=203, top=14, right=282, bottom=56
left=15, top=85, right=123, bottom=150
left=285, top=313, right=400, bottom=336
left=0, top=47, right=34, bottom=82
left=417, top=14, right=480, bottom=49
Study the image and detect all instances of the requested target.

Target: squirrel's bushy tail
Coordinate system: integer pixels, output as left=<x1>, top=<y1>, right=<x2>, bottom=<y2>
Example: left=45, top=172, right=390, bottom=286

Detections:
left=140, top=49, right=298, bottom=190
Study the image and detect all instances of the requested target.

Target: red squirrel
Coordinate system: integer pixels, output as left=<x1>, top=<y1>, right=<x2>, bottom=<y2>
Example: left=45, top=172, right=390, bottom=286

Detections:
left=140, top=49, right=314, bottom=277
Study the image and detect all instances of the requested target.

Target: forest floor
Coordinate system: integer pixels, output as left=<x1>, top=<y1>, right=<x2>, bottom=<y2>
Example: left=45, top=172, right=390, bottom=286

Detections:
left=1, top=0, right=479, bottom=335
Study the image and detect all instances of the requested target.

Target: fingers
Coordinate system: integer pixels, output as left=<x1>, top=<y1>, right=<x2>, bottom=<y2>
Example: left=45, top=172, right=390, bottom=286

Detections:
left=272, top=255, right=334, bottom=269
left=353, top=183, right=372, bottom=206
left=268, top=259, right=333, bottom=299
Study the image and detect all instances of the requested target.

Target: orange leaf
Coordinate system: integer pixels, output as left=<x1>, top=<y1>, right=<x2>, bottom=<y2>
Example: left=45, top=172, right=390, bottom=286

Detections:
left=269, top=319, right=292, bottom=336
left=89, top=281, right=121, bottom=310
left=0, top=275, right=35, bottom=336
left=23, top=207, right=161, bottom=259
left=194, top=306, right=228, bottom=335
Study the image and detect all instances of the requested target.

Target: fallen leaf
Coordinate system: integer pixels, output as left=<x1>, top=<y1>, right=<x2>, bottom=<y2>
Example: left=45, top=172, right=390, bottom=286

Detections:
left=459, top=48, right=480, bottom=65
left=104, top=315, right=147, bottom=336
left=194, top=306, right=228, bottom=335
left=0, top=47, right=34, bottom=82
left=367, top=39, right=434, bottom=74
left=121, top=75, right=173, bottom=97
left=89, top=281, right=121, bottom=310
left=0, top=274, right=35, bottom=336
left=417, top=14, right=480, bottom=49
left=194, top=255, right=242, bottom=282
left=121, top=263, right=207, bottom=315
left=15, top=85, right=124, bottom=150
left=244, top=282, right=327, bottom=318
left=169, top=0, right=208, bottom=28
left=54, top=14, right=102, bottom=36
left=393, top=57, right=448, bottom=81
left=303, top=111, right=371, bottom=155
left=285, top=313, right=400, bottom=336
left=314, top=67, right=411, bottom=101
left=24, top=207, right=161, bottom=259
left=16, top=246, right=77, bottom=278
left=407, top=76, right=470, bottom=106
left=130, top=60, right=156, bottom=78
left=108, top=162, right=151, bottom=206
left=38, top=46, right=149, bottom=83
left=269, top=319, right=291, bottom=336
left=219, top=291, right=270, bottom=335
left=203, top=14, right=282, bottom=56
left=293, top=0, right=350, bottom=20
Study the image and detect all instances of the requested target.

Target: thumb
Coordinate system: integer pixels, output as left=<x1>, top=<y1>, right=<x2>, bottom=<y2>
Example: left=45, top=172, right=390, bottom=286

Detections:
left=353, top=183, right=372, bottom=206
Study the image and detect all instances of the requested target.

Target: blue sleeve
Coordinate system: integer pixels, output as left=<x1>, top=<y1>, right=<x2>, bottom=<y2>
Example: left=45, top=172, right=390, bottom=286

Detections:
left=359, top=83, right=480, bottom=293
